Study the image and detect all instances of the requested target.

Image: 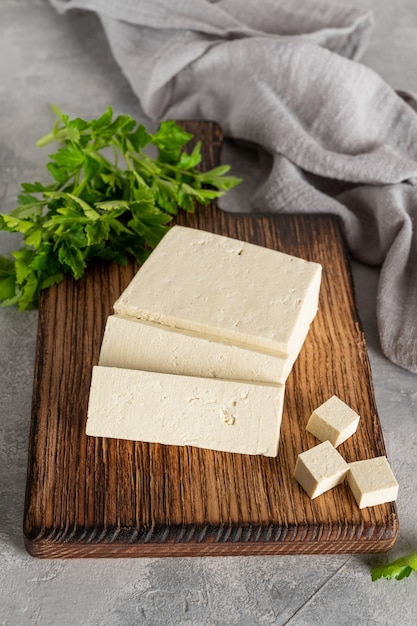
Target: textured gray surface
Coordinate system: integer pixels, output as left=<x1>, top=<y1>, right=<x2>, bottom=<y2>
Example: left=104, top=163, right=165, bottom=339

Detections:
left=0, top=1, right=416, bottom=624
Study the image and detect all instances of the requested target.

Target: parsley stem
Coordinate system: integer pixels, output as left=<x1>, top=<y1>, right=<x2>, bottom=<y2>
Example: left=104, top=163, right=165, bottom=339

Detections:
left=73, top=177, right=88, bottom=197
left=36, top=127, right=68, bottom=149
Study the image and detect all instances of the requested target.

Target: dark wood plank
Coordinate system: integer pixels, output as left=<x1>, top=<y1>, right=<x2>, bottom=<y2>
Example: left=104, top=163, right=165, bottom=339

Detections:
left=23, top=122, right=398, bottom=558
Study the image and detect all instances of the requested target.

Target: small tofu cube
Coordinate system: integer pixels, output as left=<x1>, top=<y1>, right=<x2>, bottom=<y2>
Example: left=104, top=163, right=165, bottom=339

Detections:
left=347, top=457, right=399, bottom=508
left=294, top=440, right=349, bottom=499
left=306, top=395, right=360, bottom=447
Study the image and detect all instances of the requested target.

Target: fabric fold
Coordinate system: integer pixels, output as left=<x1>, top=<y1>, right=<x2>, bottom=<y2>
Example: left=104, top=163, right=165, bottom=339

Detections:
left=49, top=0, right=417, bottom=373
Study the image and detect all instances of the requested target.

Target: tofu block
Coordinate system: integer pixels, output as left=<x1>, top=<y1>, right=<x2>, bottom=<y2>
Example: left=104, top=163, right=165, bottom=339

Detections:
left=347, top=457, right=399, bottom=508
left=294, top=440, right=349, bottom=498
left=86, top=366, right=285, bottom=457
left=114, top=226, right=322, bottom=356
left=98, top=314, right=298, bottom=385
left=306, top=395, right=360, bottom=447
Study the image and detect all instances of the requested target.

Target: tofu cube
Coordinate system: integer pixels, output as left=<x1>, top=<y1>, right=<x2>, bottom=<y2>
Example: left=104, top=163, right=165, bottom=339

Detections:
left=347, top=457, right=399, bottom=508
left=294, top=440, right=349, bottom=499
left=306, top=395, right=360, bottom=447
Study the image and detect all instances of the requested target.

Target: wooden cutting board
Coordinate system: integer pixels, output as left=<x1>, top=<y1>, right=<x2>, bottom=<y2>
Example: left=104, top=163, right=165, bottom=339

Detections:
left=23, top=121, right=398, bottom=558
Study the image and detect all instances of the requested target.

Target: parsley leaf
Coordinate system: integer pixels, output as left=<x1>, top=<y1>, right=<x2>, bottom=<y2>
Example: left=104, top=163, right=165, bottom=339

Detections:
left=0, top=256, right=17, bottom=301
left=371, top=550, right=417, bottom=581
left=0, top=106, right=241, bottom=310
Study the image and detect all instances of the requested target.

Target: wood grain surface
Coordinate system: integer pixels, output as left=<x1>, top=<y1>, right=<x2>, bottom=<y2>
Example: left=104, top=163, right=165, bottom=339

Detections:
left=23, top=121, right=398, bottom=558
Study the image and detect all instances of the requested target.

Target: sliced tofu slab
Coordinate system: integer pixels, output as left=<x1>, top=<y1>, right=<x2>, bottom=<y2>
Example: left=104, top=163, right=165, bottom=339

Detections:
left=113, top=226, right=322, bottom=356
left=86, top=366, right=285, bottom=457
left=99, top=314, right=299, bottom=385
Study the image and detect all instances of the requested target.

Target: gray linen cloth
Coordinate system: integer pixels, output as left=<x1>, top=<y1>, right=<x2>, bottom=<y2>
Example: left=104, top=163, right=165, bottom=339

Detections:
left=51, top=0, right=417, bottom=373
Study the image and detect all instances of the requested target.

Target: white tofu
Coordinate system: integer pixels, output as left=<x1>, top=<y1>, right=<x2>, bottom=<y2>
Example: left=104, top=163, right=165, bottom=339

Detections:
left=306, top=395, right=360, bottom=447
left=113, top=226, right=322, bottom=356
left=293, top=440, right=349, bottom=499
left=86, top=366, right=285, bottom=457
left=98, top=314, right=299, bottom=384
left=347, top=457, right=399, bottom=508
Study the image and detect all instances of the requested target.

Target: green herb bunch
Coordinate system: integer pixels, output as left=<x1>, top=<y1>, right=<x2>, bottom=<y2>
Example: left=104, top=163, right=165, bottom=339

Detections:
left=0, top=105, right=241, bottom=310
left=372, top=549, right=417, bottom=582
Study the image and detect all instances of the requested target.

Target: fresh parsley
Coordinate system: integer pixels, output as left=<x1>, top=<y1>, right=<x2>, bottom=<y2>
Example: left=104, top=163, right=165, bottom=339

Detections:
left=0, top=105, right=241, bottom=310
left=371, top=550, right=417, bottom=581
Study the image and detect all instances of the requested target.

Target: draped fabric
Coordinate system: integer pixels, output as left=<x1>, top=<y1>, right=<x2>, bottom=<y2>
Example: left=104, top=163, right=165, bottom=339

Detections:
left=51, top=0, right=417, bottom=372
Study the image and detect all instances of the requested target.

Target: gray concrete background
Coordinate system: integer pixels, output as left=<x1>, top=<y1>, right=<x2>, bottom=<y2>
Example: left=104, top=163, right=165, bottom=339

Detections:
left=1, top=1, right=416, bottom=624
